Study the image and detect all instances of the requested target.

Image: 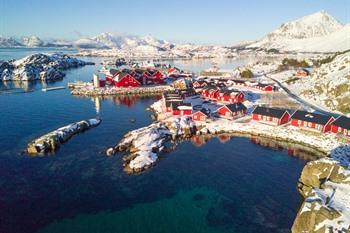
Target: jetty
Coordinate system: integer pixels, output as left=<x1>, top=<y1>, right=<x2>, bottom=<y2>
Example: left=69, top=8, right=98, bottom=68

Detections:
left=27, top=118, right=101, bottom=154
left=69, top=81, right=174, bottom=97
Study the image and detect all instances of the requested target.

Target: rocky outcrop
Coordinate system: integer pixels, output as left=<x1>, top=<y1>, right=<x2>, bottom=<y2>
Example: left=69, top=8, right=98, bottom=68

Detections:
left=27, top=119, right=101, bottom=154
left=0, top=53, right=94, bottom=81
left=106, top=117, right=196, bottom=173
left=292, top=157, right=350, bottom=233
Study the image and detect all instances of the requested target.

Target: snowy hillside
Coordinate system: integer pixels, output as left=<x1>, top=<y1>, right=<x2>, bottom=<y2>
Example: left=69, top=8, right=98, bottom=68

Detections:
left=287, top=51, right=350, bottom=114
left=248, top=10, right=349, bottom=53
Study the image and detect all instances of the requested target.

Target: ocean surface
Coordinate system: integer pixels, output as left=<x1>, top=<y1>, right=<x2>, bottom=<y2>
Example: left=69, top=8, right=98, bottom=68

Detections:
left=0, top=49, right=313, bottom=233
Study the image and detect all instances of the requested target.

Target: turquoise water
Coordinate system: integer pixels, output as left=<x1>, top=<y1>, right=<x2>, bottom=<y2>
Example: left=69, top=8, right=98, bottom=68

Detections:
left=0, top=49, right=308, bottom=233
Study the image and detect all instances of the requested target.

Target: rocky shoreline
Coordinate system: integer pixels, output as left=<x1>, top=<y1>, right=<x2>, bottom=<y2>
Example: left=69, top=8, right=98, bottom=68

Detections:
left=69, top=83, right=174, bottom=97
left=292, top=154, right=350, bottom=233
left=106, top=113, right=345, bottom=174
left=27, top=118, right=101, bottom=155
left=0, top=53, right=94, bottom=81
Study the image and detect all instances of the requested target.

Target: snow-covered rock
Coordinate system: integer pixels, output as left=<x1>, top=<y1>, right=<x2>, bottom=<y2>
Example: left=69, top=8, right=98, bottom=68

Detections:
left=107, top=116, right=196, bottom=173
left=27, top=118, right=101, bottom=154
left=293, top=157, right=350, bottom=233
left=0, top=53, right=94, bottom=81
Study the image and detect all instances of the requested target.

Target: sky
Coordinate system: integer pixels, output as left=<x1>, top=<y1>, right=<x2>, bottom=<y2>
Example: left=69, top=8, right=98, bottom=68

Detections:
left=0, top=0, right=349, bottom=45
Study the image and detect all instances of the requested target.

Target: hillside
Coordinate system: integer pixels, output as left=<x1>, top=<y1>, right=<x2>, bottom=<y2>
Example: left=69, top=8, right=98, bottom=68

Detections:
left=287, top=51, right=350, bottom=114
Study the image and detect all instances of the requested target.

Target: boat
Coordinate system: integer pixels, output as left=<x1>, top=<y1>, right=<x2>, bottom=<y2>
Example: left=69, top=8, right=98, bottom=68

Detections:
left=42, top=86, right=65, bottom=92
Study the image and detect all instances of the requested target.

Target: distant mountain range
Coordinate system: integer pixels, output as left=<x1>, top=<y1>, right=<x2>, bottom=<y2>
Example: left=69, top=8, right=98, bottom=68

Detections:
left=1, top=10, right=349, bottom=53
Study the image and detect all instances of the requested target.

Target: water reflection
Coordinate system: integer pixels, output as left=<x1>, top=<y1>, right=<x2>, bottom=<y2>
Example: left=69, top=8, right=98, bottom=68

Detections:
left=250, top=137, right=321, bottom=160
left=87, top=95, right=162, bottom=109
left=191, top=134, right=321, bottom=161
left=0, top=80, right=63, bottom=93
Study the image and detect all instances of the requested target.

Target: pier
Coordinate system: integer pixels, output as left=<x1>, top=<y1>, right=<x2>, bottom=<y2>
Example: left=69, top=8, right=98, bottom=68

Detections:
left=69, top=81, right=174, bottom=97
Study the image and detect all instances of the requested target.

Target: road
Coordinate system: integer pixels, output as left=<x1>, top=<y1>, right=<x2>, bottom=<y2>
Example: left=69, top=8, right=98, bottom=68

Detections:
left=264, top=72, right=340, bottom=118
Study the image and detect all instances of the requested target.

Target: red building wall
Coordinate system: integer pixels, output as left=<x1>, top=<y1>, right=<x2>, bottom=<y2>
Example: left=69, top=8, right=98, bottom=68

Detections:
left=279, top=113, right=290, bottom=125
left=115, top=75, right=141, bottom=88
left=181, top=110, right=193, bottom=115
left=192, top=112, right=207, bottom=121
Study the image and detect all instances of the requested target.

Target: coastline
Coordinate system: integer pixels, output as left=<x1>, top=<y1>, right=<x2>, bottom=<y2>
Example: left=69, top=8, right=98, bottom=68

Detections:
left=107, top=97, right=346, bottom=174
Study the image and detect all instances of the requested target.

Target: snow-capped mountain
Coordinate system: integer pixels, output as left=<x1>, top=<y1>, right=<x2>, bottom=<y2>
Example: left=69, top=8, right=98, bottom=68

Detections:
left=21, top=36, right=44, bottom=47
left=90, top=32, right=173, bottom=50
left=247, top=10, right=349, bottom=52
left=0, top=36, right=23, bottom=48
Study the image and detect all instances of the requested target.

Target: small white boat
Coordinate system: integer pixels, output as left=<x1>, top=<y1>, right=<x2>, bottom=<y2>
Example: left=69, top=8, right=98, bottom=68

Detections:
left=42, top=86, right=66, bottom=92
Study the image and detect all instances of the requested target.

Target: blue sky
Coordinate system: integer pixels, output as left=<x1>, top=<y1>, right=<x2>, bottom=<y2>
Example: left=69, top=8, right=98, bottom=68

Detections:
left=0, top=0, right=349, bottom=45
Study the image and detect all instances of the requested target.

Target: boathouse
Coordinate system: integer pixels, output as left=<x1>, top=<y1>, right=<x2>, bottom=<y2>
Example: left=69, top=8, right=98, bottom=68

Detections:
left=252, top=106, right=290, bottom=125
left=217, top=103, right=247, bottom=119
left=331, top=115, right=350, bottom=136
left=290, top=110, right=334, bottom=132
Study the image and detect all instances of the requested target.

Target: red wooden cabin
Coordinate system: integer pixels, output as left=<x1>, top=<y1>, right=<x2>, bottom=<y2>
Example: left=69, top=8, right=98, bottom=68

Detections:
left=255, top=83, right=274, bottom=92
left=178, top=103, right=193, bottom=115
left=331, top=115, right=350, bottom=136
left=252, top=106, right=290, bottom=125
left=208, top=89, right=220, bottom=100
left=152, top=70, right=165, bottom=84
left=218, top=90, right=245, bottom=103
left=217, top=103, right=247, bottom=119
left=192, top=109, right=210, bottom=121
left=114, top=73, right=141, bottom=88
left=290, top=110, right=334, bottom=132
